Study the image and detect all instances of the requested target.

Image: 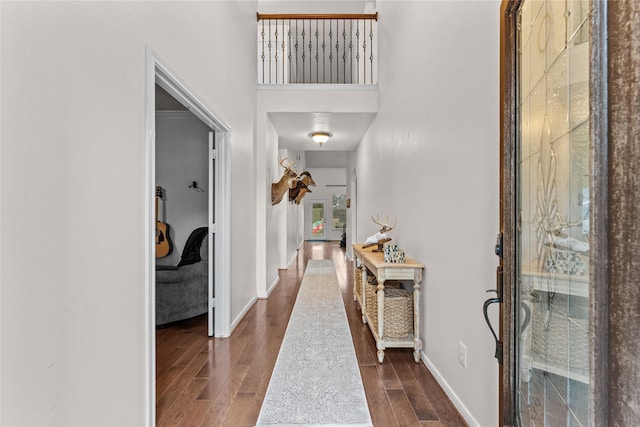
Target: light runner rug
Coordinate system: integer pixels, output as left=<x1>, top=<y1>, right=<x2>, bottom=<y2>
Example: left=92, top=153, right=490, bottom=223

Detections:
left=256, top=259, right=372, bottom=426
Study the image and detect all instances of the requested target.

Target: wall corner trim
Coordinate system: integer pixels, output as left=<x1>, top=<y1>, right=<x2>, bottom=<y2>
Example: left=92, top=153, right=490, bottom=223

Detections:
left=420, top=352, right=481, bottom=427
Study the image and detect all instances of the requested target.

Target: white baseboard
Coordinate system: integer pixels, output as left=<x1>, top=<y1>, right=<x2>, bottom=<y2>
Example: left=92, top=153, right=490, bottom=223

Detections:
left=230, top=295, right=257, bottom=333
left=287, top=252, right=297, bottom=269
left=266, top=275, right=280, bottom=297
left=420, top=352, right=480, bottom=427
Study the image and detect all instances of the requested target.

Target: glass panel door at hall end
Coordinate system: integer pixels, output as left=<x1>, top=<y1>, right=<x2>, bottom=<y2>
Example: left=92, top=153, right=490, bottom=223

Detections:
left=310, top=200, right=326, bottom=240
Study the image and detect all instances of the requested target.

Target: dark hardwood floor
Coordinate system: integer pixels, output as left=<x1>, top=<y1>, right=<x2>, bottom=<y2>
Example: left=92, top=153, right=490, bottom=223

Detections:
left=156, top=241, right=467, bottom=426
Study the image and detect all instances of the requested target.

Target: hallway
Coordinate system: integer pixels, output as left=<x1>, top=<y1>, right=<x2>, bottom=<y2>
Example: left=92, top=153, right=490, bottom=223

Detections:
left=156, top=241, right=467, bottom=426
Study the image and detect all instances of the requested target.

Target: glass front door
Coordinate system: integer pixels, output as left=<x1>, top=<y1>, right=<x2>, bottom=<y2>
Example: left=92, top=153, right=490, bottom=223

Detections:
left=310, top=200, right=326, bottom=240
left=514, top=1, right=591, bottom=425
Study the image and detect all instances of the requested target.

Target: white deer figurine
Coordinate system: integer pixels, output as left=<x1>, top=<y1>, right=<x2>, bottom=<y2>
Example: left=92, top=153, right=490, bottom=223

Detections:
left=364, top=215, right=397, bottom=246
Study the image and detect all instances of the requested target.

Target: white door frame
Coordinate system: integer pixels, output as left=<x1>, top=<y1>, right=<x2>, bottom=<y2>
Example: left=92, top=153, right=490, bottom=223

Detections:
left=144, top=46, right=232, bottom=425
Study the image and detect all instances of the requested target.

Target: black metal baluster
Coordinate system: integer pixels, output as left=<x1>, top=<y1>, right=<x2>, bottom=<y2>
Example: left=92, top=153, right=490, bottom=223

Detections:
left=369, top=19, right=374, bottom=84
left=315, top=20, right=319, bottom=84
left=288, top=20, right=292, bottom=84
left=282, top=20, right=286, bottom=84
left=329, top=20, right=333, bottom=83
left=301, top=20, right=305, bottom=83
left=295, top=20, right=299, bottom=83
left=268, top=20, right=272, bottom=84
left=356, top=20, right=360, bottom=84
left=274, top=20, right=278, bottom=84
left=308, top=20, right=312, bottom=83
left=335, top=20, right=340, bottom=83
left=362, top=20, right=367, bottom=84
left=261, top=20, right=265, bottom=84
left=342, top=20, right=347, bottom=84
left=349, top=20, right=353, bottom=83
left=322, top=21, right=326, bottom=84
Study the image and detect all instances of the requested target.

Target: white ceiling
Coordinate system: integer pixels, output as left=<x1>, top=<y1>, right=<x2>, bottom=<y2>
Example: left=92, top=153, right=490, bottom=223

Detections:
left=157, top=85, right=376, bottom=155
left=268, top=112, right=376, bottom=152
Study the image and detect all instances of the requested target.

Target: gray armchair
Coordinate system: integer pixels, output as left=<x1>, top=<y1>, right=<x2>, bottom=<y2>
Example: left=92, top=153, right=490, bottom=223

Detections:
left=156, top=227, right=209, bottom=326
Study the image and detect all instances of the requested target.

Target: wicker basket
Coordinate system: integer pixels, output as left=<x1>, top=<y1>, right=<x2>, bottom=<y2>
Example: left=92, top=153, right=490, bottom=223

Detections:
left=355, top=266, right=363, bottom=300
left=365, top=277, right=378, bottom=323
left=365, top=278, right=407, bottom=336
left=531, top=297, right=588, bottom=372
left=383, top=288, right=414, bottom=338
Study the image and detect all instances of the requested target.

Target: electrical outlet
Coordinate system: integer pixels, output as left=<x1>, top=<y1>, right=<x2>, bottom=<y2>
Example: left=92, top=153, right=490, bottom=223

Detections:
left=458, top=341, right=468, bottom=368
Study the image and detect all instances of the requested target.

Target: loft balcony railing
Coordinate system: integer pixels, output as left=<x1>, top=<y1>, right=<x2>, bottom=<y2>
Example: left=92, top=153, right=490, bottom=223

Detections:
left=257, top=13, right=378, bottom=85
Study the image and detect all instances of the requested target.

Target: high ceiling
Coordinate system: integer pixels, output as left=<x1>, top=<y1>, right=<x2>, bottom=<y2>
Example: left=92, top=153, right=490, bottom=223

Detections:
left=268, top=112, right=376, bottom=152
left=156, top=85, right=376, bottom=154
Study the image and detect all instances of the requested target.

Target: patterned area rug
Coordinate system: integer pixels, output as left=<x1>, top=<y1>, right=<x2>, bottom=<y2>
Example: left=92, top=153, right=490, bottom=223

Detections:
left=256, top=259, right=372, bottom=426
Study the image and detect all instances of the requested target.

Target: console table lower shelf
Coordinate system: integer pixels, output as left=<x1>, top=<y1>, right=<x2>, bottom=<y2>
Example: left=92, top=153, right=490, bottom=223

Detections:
left=353, top=244, right=424, bottom=363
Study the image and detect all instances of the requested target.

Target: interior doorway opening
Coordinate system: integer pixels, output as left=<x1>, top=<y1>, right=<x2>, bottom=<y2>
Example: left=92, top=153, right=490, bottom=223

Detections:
left=145, top=46, right=231, bottom=424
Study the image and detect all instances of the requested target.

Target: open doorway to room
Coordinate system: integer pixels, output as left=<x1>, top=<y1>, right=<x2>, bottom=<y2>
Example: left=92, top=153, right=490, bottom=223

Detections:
left=145, top=47, right=231, bottom=424
left=154, top=84, right=211, bottom=328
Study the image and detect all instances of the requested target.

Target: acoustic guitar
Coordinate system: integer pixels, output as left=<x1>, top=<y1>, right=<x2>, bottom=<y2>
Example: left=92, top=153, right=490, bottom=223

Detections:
left=155, top=186, right=174, bottom=258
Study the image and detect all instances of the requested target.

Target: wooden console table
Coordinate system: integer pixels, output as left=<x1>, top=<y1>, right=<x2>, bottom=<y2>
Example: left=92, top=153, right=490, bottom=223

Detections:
left=352, top=244, right=424, bottom=363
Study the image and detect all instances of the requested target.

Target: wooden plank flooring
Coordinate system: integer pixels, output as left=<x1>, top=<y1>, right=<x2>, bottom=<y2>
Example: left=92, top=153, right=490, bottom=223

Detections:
left=156, top=241, right=468, bottom=426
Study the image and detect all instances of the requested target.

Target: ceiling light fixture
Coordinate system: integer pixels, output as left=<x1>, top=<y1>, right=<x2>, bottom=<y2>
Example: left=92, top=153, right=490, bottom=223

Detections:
left=310, top=131, right=332, bottom=146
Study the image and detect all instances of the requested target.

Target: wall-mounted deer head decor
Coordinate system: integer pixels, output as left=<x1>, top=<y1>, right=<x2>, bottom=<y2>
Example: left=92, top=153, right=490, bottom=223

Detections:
left=289, top=180, right=310, bottom=203
left=290, top=171, right=316, bottom=205
left=271, top=157, right=298, bottom=205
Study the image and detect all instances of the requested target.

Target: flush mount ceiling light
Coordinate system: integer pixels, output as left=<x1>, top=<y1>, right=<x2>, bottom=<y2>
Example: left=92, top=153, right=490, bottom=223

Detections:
left=310, top=131, right=332, bottom=146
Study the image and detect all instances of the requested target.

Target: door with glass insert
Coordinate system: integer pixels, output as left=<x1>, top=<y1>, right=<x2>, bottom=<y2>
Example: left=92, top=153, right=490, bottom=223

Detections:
left=309, top=200, right=326, bottom=240
left=502, top=0, right=592, bottom=425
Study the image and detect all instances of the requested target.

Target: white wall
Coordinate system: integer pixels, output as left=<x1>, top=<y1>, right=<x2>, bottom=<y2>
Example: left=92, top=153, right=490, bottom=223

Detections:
left=354, top=1, right=501, bottom=426
left=346, top=152, right=358, bottom=260
left=155, top=112, right=209, bottom=267
left=265, top=120, right=282, bottom=295
left=286, top=151, right=304, bottom=267
left=0, top=1, right=257, bottom=425
left=265, top=142, right=304, bottom=296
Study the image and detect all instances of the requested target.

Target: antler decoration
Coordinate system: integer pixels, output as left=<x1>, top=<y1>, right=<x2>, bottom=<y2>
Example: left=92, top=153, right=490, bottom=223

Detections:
left=371, top=214, right=396, bottom=234
left=278, top=157, right=297, bottom=173
left=271, top=157, right=299, bottom=205
left=363, top=214, right=396, bottom=250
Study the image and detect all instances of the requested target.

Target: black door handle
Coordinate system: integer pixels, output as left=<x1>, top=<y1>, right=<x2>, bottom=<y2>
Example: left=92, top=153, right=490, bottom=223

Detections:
left=483, top=289, right=503, bottom=364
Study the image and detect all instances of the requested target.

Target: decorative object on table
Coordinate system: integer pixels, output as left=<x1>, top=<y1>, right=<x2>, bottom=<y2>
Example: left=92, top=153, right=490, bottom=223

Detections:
left=542, top=236, right=589, bottom=275
left=155, top=186, right=174, bottom=258
left=384, top=244, right=405, bottom=263
left=271, top=157, right=299, bottom=205
left=363, top=214, right=396, bottom=251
